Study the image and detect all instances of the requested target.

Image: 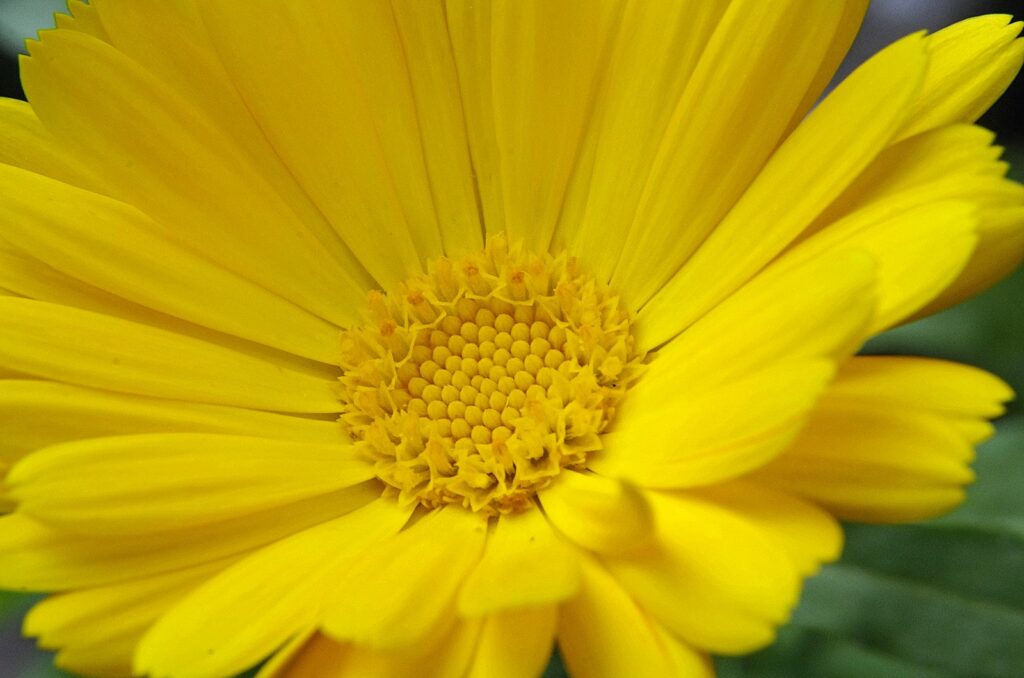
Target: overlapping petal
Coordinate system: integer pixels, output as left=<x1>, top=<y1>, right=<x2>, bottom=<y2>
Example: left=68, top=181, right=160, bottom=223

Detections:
left=639, top=31, right=928, bottom=346
left=458, top=504, right=580, bottom=615
left=752, top=357, right=1012, bottom=522
left=136, top=499, right=410, bottom=678
left=559, top=556, right=712, bottom=678
left=0, top=298, right=341, bottom=413
left=7, top=434, right=376, bottom=534
left=25, top=559, right=231, bottom=677
left=0, top=381, right=344, bottom=468
left=321, top=507, right=487, bottom=649
left=21, top=29, right=371, bottom=322
left=0, top=4, right=1018, bottom=678
left=0, top=486, right=378, bottom=590
left=0, top=164, right=346, bottom=363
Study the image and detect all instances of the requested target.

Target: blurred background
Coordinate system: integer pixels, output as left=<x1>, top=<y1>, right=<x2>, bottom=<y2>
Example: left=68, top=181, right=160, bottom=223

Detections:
left=0, top=1, right=1021, bottom=677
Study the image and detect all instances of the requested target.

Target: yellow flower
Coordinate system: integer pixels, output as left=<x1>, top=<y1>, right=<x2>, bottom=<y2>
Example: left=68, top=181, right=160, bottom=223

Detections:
left=0, top=2, right=1021, bottom=677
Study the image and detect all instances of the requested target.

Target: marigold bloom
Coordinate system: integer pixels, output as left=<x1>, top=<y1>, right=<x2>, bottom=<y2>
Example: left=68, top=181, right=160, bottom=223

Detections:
left=0, top=2, right=1021, bottom=677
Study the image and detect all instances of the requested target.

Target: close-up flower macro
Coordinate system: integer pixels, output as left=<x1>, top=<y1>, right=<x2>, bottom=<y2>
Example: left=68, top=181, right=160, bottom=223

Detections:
left=0, top=1, right=1023, bottom=677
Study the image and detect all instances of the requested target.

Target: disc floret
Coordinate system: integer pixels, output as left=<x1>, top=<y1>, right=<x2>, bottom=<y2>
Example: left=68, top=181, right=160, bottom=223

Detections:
left=338, top=236, right=642, bottom=514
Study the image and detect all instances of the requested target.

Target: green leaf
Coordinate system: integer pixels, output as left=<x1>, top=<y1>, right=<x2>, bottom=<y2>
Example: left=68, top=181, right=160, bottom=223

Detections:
left=793, top=563, right=1024, bottom=677
left=716, top=626, right=950, bottom=678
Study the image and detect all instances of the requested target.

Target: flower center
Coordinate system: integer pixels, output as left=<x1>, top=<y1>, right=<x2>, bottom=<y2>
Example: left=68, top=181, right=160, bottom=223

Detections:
left=338, top=236, right=642, bottom=514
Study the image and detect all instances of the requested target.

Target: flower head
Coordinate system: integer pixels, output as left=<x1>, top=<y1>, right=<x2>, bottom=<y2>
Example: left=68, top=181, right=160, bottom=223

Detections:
left=0, top=2, right=1021, bottom=677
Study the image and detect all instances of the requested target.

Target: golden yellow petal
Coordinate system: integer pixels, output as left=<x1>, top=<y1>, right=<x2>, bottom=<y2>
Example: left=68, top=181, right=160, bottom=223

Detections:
left=785, top=199, right=979, bottom=332
left=465, top=0, right=620, bottom=249
left=321, top=507, right=486, bottom=649
left=538, top=471, right=653, bottom=554
left=458, top=505, right=580, bottom=615
left=24, top=557, right=233, bottom=678
left=638, top=248, right=875, bottom=386
left=594, top=360, right=834, bottom=488
left=829, top=356, right=1013, bottom=418
left=803, top=123, right=1024, bottom=322
left=901, top=15, right=1024, bottom=139
left=7, top=434, right=376, bottom=534
left=559, top=555, right=712, bottom=678
left=687, top=481, right=843, bottom=576
left=612, top=0, right=854, bottom=307
left=554, top=0, right=731, bottom=281
left=22, top=29, right=369, bottom=323
left=466, top=606, right=556, bottom=678
left=753, top=403, right=976, bottom=523
left=752, top=356, right=1011, bottom=523
left=136, top=499, right=410, bottom=678
left=198, top=0, right=448, bottom=285
left=0, top=164, right=345, bottom=363
left=0, top=485, right=378, bottom=590
left=390, top=1, right=484, bottom=257
left=0, top=380, right=343, bottom=467
left=640, top=32, right=927, bottom=346
left=0, top=297, right=341, bottom=413
left=0, top=98, right=98, bottom=189
left=603, top=490, right=800, bottom=654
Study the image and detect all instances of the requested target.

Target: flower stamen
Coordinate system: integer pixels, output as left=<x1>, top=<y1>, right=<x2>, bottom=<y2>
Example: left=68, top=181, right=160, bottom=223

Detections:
left=338, top=236, right=643, bottom=514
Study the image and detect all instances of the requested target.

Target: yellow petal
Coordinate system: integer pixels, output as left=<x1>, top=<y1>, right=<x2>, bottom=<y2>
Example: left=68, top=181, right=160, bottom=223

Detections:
left=0, top=240, right=339, bottom=374
left=798, top=121, right=1023, bottom=325
left=687, top=481, right=843, bottom=576
left=0, top=240, right=186, bottom=329
left=0, top=164, right=345, bottom=363
left=612, top=0, right=853, bottom=307
left=639, top=32, right=926, bottom=346
left=0, top=98, right=98, bottom=189
left=753, top=356, right=1011, bottom=523
left=197, top=1, right=445, bottom=285
left=466, top=606, right=556, bottom=678
left=322, top=507, right=486, bottom=649
left=445, top=1, right=506, bottom=236
left=785, top=199, right=979, bottom=332
left=0, top=297, right=341, bottom=413
left=829, top=356, right=1013, bottom=419
left=0, top=485, right=378, bottom=590
left=341, top=624, right=480, bottom=678
left=89, top=0, right=375, bottom=288
left=558, top=555, right=712, bottom=678
left=920, top=205, right=1024, bottom=315
left=252, top=629, right=315, bottom=678
left=56, top=641, right=137, bottom=678
left=637, top=248, right=875, bottom=387
left=603, top=490, right=800, bottom=654
left=458, top=505, right=579, bottom=615
left=783, top=1, right=870, bottom=133
left=262, top=633, right=347, bottom=678
left=389, top=1, right=483, bottom=257
left=266, top=621, right=480, bottom=678
left=0, top=380, right=344, bottom=466
left=900, top=15, right=1024, bottom=139
left=554, top=0, right=730, bottom=281
left=55, top=0, right=109, bottom=40
left=752, top=401, right=976, bottom=523
left=817, top=125, right=1008, bottom=227
left=538, top=471, right=653, bottom=554
left=594, top=360, right=834, bottom=488
left=21, top=29, right=369, bottom=323
left=477, top=0, right=620, bottom=249
left=136, top=499, right=411, bottom=678
left=25, top=558, right=229, bottom=659
left=7, top=434, right=375, bottom=534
